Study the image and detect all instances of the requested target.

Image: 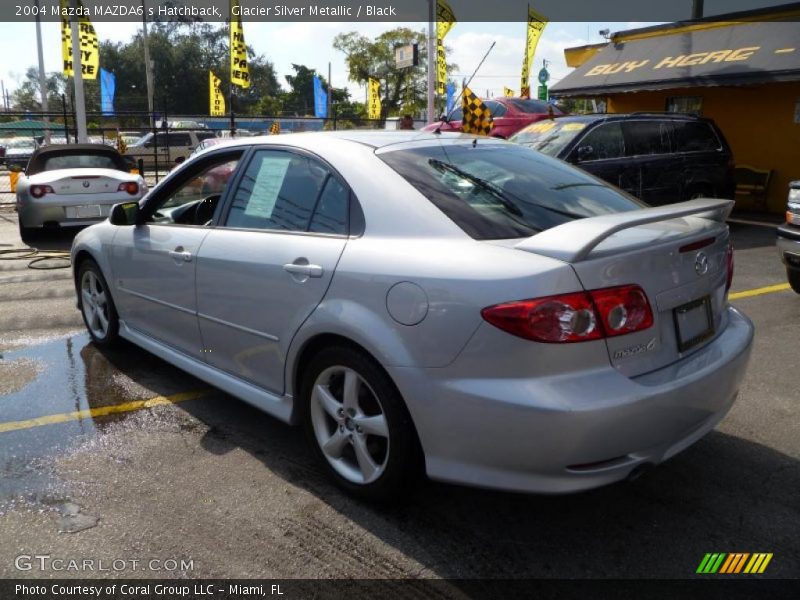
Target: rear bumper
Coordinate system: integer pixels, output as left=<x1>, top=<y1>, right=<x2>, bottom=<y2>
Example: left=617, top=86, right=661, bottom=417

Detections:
left=777, top=225, right=800, bottom=269
left=17, top=193, right=137, bottom=228
left=388, top=306, right=754, bottom=494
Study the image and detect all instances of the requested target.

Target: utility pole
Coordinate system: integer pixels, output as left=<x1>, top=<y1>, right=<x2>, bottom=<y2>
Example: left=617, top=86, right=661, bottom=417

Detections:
left=426, top=0, right=436, bottom=123
left=692, top=0, right=704, bottom=19
left=35, top=0, right=51, bottom=144
left=327, top=61, right=332, bottom=119
left=142, top=0, right=155, bottom=127
left=0, top=81, right=6, bottom=111
left=70, top=0, right=87, bottom=142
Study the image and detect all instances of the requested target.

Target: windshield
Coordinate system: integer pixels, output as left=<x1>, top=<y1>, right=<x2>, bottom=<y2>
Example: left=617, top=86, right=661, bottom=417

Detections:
left=510, top=120, right=591, bottom=156
left=378, top=141, right=644, bottom=240
left=42, top=153, right=123, bottom=171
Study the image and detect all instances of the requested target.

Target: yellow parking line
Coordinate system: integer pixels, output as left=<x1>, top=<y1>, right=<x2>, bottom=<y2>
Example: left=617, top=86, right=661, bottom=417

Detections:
left=729, top=283, right=791, bottom=300
left=0, top=389, right=211, bottom=434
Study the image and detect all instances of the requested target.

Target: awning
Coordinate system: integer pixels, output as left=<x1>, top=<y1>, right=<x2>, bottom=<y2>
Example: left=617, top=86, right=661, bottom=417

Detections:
left=551, top=21, right=800, bottom=97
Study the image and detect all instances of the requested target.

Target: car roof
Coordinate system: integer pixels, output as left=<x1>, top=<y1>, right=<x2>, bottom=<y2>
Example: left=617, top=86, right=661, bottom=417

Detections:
left=549, top=113, right=706, bottom=124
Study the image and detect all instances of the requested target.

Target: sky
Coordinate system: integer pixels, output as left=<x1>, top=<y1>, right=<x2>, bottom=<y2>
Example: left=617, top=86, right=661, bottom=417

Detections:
left=0, top=20, right=656, bottom=107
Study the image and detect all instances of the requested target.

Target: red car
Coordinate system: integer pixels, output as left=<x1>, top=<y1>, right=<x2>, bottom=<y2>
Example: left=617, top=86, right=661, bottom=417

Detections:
left=422, top=97, right=564, bottom=138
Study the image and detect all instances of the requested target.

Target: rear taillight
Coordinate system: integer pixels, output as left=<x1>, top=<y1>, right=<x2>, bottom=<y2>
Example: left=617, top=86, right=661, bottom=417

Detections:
left=118, top=182, right=139, bottom=195
left=590, top=285, right=653, bottom=337
left=29, top=184, right=54, bottom=198
left=725, top=244, right=734, bottom=292
left=481, top=284, right=653, bottom=343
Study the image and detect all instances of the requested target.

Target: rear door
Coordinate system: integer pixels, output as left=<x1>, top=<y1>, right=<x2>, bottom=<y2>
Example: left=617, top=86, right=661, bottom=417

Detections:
left=195, top=148, right=350, bottom=394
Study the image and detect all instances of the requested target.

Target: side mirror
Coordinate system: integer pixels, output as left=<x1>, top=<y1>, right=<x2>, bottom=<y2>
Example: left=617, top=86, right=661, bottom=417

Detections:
left=576, top=145, right=594, bottom=161
left=143, top=141, right=153, bottom=148
left=109, top=201, right=140, bottom=226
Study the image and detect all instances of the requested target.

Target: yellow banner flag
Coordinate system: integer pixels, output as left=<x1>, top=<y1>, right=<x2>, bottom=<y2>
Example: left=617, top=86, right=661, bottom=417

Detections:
left=367, top=78, right=381, bottom=120
left=230, top=0, right=250, bottom=89
left=436, top=0, right=456, bottom=94
left=520, top=7, right=547, bottom=92
left=462, top=86, right=493, bottom=136
left=60, top=0, right=99, bottom=80
left=209, top=71, right=225, bottom=116
left=503, top=87, right=515, bottom=97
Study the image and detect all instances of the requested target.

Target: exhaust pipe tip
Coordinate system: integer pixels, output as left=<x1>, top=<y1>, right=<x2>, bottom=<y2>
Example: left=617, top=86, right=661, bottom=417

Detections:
left=627, top=463, right=655, bottom=482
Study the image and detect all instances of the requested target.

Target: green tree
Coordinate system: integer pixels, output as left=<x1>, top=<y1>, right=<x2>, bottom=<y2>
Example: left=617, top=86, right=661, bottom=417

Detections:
left=333, top=27, right=457, bottom=117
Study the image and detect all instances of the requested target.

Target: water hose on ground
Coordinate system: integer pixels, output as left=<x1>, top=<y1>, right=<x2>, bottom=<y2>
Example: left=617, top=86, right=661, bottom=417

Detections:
left=0, top=247, right=72, bottom=270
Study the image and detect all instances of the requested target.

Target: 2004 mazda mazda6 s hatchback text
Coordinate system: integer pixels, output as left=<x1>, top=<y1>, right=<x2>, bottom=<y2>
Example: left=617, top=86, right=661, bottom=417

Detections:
left=71, top=131, right=754, bottom=500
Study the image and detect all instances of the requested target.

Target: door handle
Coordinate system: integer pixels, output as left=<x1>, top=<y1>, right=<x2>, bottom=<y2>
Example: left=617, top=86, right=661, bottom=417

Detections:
left=283, top=263, right=323, bottom=278
left=168, top=248, right=192, bottom=262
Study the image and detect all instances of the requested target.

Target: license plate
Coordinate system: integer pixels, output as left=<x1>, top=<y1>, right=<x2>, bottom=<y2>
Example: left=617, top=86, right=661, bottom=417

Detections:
left=67, top=205, right=103, bottom=219
left=673, top=296, right=714, bottom=352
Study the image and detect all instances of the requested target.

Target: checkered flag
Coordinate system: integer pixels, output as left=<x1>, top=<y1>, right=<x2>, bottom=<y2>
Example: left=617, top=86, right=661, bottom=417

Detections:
left=461, top=86, right=493, bottom=136
left=269, top=121, right=280, bottom=135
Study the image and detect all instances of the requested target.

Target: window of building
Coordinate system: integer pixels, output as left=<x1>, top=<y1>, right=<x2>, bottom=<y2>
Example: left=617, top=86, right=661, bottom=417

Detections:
left=666, top=96, right=703, bottom=116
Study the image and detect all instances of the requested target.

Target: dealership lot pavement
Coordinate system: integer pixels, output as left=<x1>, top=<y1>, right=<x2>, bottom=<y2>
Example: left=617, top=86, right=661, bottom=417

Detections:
left=0, top=208, right=797, bottom=580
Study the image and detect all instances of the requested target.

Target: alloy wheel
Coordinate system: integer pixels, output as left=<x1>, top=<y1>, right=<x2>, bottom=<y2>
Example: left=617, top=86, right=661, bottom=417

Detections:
left=309, top=365, right=390, bottom=485
left=81, top=270, right=110, bottom=340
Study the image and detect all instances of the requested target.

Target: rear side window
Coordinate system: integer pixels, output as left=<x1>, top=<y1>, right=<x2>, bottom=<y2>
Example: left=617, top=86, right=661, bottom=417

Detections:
left=168, top=133, right=193, bottom=147
left=673, top=121, right=721, bottom=152
left=378, top=142, right=644, bottom=240
left=225, top=150, right=348, bottom=235
left=622, top=121, right=673, bottom=156
left=575, top=122, right=625, bottom=160
left=484, top=101, right=507, bottom=118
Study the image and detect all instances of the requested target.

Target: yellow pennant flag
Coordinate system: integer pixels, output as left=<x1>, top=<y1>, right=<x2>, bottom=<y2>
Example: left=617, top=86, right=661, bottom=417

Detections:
left=436, top=0, right=456, bottom=94
left=269, top=121, right=280, bottom=135
left=520, top=7, right=548, bottom=93
left=230, top=0, right=250, bottom=89
left=209, top=71, right=225, bottom=116
left=367, top=78, right=382, bottom=120
left=60, top=0, right=99, bottom=80
left=503, top=86, right=515, bottom=97
left=462, top=86, right=493, bottom=136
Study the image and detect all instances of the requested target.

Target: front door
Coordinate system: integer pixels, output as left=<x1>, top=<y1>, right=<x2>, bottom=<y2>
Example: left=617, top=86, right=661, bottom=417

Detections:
left=195, top=148, right=351, bottom=394
left=110, top=149, right=246, bottom=359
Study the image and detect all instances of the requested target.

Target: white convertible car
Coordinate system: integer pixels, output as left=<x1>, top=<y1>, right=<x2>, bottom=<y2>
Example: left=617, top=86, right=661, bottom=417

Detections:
left=15, top=143, right=146, bottom=242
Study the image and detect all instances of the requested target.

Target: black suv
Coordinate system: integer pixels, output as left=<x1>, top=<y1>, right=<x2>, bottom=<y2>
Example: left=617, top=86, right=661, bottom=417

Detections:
left=510, top=113, right=735, bottom=205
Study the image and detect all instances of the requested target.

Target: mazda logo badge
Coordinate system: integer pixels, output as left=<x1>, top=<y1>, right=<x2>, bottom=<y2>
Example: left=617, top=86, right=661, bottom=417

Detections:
left=695, top=252, right=709, bottom=275
left=82, top=181, right=90, bottom=188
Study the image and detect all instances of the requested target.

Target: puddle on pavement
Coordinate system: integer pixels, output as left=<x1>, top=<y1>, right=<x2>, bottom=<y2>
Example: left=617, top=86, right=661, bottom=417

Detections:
left=0, top=332, right=208, bottom=515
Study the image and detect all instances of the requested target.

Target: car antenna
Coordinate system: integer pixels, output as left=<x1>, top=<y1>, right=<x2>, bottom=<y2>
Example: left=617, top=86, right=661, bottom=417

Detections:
left=433, top=41, right=496, bottom=135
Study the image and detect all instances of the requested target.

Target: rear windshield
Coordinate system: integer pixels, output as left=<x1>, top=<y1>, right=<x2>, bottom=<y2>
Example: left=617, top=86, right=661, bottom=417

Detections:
left=42, top=153, right=123, bottom=171
left=509, top=119, right=591, bottom=156
left=378, top=142, right=644, bottom=240
left=505, top=98, right=562, bottom=114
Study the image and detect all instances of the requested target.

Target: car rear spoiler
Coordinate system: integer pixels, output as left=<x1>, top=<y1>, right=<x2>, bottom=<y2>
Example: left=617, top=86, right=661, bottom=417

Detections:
left=515, top=198, right=734, bottom=263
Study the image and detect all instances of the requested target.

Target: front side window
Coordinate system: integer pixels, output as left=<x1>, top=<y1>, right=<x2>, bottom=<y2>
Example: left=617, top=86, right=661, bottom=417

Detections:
left=145, top=153, right=243, bottom=226
left=225, top=150, right=348, bottom=235
left=575, top=122, right=625, bottom=160
left=378, top=142, right=644, bottom=240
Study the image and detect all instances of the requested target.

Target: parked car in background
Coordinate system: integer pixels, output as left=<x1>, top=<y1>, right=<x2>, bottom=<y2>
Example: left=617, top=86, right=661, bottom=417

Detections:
left=71, top=132, right=752, bottom=500
left=4, top=137, right=39, bottom=170
left=16, top=143, right=146, bottom=242
left=510, top=113, right=735, bottom=205
left=778, top=181, right=800, bottom=293
left=422, top=97, right=564, bottom=138
left=0, top=140, right=6, bottom=165
left=124, top=129, right=217, bottom=168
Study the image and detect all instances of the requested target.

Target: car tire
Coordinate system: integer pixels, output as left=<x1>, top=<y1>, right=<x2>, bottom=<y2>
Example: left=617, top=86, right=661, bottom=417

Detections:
left=77, top=259, right=120, bottom=347
left=300, top=345, right=423, bottom=501
left=788, top=269, right=800, bottom=294
left=18, top=223, right=38, bottom=245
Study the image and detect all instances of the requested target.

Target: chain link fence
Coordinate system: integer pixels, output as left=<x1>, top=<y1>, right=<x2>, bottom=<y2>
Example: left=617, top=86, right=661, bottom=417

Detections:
left=0, top=111, right=427, bottom=202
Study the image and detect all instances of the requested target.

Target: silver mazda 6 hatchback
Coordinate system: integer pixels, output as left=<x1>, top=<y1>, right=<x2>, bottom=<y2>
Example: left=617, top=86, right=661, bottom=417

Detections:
left=71, top=132, right=754, bottom=500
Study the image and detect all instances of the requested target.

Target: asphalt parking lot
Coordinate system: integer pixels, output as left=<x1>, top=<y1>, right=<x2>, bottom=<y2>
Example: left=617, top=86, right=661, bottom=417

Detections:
left=0, top=207, right=797, bottom=581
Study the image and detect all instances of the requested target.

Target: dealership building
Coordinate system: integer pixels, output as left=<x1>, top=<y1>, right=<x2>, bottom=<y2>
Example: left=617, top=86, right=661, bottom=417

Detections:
left=551, top=6, right=800, bottom=214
